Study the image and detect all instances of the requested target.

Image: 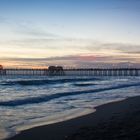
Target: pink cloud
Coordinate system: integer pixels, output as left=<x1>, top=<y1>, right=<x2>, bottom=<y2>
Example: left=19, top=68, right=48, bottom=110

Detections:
left=78, top=55, right=96, bottom=61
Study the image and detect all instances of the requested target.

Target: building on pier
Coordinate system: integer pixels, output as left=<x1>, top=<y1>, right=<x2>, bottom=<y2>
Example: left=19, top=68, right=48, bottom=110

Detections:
left=48, top=66, right=65, bottom=76
left=0, top=65, right=6, bottom=75
left=0, top=65, right=3, bottom=69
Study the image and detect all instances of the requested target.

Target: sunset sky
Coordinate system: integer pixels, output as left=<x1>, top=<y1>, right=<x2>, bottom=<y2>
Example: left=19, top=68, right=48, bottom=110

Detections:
left=0, top=0, right=140, bottom=68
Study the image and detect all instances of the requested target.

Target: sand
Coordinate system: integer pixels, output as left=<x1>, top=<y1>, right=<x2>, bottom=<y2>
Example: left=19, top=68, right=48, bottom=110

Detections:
left=7, top=96, right=140, bottom=140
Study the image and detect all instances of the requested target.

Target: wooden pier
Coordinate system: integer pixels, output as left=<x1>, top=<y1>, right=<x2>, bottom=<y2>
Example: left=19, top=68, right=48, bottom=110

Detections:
left=0, top=68, right=140, bottom=76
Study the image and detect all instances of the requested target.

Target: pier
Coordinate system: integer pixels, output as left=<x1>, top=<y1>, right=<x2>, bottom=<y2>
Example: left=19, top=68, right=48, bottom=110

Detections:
left=0, top=68, right=140, bottom=76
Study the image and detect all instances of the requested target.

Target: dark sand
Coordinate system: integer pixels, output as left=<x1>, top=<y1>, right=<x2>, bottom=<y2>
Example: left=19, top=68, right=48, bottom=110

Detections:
left=7, top=96, right=140, bottom=140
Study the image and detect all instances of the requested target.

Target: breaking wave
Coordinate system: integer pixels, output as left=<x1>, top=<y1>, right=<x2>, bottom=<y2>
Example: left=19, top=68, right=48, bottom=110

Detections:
left=1, top=77, right=100, bottom=86
left=0, top=82, right=139, bottom=107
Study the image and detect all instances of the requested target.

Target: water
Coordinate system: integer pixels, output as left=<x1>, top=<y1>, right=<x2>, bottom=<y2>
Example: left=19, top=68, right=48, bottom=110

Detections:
left=0, top=76, right=140, bottom=139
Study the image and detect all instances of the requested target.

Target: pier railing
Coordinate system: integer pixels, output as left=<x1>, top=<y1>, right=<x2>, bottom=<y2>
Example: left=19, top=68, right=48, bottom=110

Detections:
left=0, top=68, right=140, bottom=76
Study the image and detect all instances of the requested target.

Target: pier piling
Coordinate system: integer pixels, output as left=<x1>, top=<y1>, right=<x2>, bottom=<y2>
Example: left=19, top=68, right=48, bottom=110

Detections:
left=0, top=68, right=140, bottom=76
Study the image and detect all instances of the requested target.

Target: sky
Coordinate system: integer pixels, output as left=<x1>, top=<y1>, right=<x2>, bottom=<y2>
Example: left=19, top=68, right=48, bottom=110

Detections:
left=0, top=0, right=140, bottom=68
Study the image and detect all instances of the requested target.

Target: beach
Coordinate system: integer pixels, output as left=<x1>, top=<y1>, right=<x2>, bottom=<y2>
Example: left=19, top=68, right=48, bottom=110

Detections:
left=7, top=96, right=140, bottom=140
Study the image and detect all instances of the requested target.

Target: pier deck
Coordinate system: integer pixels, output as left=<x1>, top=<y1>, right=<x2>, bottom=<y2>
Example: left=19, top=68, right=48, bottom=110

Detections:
left=0, top=68, right=140, bottom=76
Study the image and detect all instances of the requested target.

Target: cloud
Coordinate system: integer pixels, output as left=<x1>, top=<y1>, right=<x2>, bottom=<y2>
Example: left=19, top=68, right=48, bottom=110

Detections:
left=0, top=16, right=7, bottom=23
left=1, top=53, right=140, bottom=68
left=0, top=38, right=140, bottom=63
left=0, top=16, right=139, bottom=57
left=15, top=22, right=59, bottom=38
left=84, top=41, right=140, bottom=55
left=0, top=17, right=139, bottom=67
left=0, top=16, right=59, bottom=40
left=6, top=38, right=140, bottom=53
left=99, top=43, right=140, bottom=54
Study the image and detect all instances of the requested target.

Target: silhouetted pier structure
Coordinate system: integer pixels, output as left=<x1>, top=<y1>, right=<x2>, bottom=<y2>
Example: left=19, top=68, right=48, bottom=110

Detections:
left=0, top=68, right=140, bottom=76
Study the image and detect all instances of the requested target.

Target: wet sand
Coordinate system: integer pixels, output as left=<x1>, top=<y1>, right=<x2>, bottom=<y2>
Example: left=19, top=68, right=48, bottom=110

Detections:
left=7, top=96, right=140, bottom=140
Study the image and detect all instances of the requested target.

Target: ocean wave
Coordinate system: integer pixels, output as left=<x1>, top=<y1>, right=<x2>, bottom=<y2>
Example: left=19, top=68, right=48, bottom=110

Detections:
left=0, top=83, right=139, bottom=107
left=0, top=77, right=100, bottom=86
left=73, top=83, right=97, bottom=87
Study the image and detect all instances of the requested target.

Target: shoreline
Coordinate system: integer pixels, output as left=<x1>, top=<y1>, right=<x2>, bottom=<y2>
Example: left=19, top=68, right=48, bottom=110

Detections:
left=6, top=96, right=140, bottom=140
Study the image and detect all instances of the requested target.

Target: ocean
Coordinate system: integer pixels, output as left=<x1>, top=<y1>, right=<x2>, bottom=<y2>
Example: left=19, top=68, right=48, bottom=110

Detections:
left=0, top=76, right=140, bottom=140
